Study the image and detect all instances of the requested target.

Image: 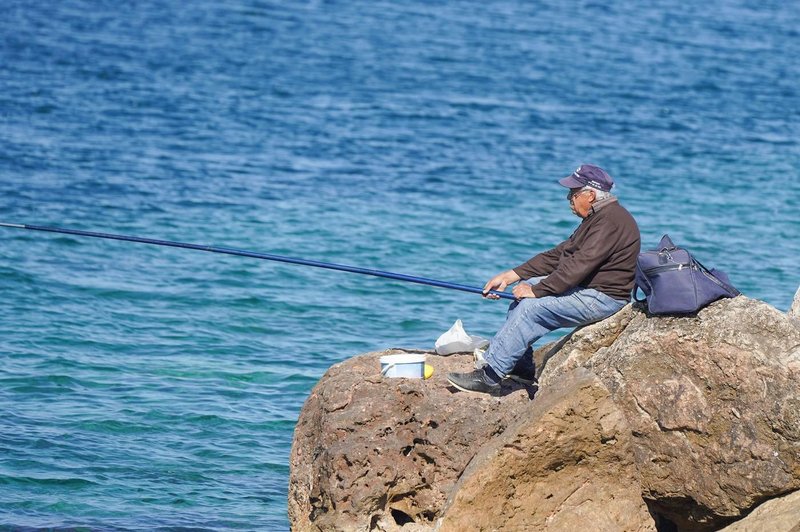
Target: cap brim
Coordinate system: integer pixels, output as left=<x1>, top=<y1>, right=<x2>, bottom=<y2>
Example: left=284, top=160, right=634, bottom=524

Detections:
left=558, top=175, right=585, bottom=189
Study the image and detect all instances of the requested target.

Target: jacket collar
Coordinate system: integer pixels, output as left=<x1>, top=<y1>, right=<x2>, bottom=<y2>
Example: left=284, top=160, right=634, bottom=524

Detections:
left=587, top=196, right=618, bottom=217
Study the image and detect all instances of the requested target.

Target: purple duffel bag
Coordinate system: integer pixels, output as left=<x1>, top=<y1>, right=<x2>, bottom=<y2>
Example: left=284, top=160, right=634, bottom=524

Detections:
left=634, top=235, right=740, bottom=315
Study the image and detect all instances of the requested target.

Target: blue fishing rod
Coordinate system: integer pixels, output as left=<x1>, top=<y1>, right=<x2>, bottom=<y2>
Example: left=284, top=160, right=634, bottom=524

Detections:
left=0, top=222, right=516, bottom=300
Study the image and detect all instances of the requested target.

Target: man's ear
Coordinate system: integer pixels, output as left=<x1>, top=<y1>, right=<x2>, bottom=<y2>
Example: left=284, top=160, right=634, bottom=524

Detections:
left=587, top=189, right=597, bottom=203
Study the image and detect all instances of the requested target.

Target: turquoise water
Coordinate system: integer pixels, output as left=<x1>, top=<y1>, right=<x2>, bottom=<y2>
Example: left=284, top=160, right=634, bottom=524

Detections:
left=1, top=0, right=798, bottom=529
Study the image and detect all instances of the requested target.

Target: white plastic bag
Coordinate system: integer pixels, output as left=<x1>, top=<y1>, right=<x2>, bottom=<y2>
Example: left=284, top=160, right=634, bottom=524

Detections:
left=434, top=319, right=489, bottom=355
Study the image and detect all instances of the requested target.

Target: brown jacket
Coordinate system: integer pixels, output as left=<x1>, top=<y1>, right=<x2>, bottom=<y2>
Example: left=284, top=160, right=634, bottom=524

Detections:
left=513, top=198, right=640, bottom=301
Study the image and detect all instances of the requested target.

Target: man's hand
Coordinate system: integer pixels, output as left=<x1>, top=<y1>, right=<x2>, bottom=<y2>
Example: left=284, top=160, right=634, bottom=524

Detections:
left=512, top=283, right=536, bottom=299
left=482, top=270, right=521, bottom=299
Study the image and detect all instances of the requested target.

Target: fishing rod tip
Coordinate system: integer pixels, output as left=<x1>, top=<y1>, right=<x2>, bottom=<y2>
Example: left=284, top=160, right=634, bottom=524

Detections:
left=0, top=222, right=26, bottom=228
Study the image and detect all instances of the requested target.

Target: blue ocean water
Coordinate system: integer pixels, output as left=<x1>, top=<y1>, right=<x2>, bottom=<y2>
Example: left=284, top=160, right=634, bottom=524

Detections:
left=1, top=0, right=798, bottom=529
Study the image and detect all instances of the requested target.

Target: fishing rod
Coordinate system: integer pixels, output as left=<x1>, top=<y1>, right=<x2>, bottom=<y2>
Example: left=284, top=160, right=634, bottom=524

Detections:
left=0, top=222, right=516, bottom=301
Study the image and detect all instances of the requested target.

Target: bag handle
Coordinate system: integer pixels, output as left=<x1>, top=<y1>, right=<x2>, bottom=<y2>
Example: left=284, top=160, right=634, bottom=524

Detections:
left=658, top=234, right=676, bottom=251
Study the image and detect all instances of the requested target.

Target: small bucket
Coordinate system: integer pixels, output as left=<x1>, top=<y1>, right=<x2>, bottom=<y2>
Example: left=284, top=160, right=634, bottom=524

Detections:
left=380, top=354, right=426, bottom=379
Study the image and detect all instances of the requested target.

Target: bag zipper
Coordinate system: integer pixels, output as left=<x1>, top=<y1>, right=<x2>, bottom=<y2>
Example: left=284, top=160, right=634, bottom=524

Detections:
left=698, top=267, right=739, bottom=296
left=643, top=263, right=693, bottom=275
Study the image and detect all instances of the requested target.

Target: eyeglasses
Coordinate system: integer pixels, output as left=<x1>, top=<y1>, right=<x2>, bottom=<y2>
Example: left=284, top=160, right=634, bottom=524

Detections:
left=567, top=189, right=589, bottom=201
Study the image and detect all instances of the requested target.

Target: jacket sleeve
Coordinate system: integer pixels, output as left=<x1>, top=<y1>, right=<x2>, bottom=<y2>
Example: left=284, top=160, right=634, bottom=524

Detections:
left=512, top=239, right=569, bottom=280
left=529, top=221, right=616, bottom=297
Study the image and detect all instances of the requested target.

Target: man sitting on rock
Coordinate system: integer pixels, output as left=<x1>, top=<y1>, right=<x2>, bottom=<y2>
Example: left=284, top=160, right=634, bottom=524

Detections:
left=447, top=164, right=641, bottom=394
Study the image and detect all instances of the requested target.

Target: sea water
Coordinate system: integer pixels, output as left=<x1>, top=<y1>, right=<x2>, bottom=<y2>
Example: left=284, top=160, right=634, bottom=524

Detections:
left=1, top=0, right=798, bottom=529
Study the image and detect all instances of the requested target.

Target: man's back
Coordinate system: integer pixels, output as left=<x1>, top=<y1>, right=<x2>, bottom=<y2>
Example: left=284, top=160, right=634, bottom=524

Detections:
left=514, top=197, right=640, bottom=301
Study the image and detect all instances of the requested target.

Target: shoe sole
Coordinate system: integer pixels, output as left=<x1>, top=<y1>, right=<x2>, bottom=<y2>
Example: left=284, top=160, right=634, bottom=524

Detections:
left=446, top=377, right=499, bottom=395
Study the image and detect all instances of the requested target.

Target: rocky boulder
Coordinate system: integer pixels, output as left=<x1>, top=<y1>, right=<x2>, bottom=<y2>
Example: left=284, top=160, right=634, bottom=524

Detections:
left=437, top=368, right=655, bottom=531
left=288, top=349, right=534, bottom=531
left=442, top=297, right=800, bottom=531
left=289, top=295, right=800, bottom=531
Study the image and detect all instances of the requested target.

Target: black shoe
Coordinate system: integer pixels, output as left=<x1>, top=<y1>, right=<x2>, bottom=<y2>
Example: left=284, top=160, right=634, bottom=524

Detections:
left=507, top=367, right=537, bottom=385
left=447, top=369, right=501, bottom=395
left=507, top=356, right=537, bottom=385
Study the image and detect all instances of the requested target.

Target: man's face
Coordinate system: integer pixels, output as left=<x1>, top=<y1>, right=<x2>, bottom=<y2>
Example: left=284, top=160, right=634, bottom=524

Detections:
left=567, top=188, right=595, bottom=218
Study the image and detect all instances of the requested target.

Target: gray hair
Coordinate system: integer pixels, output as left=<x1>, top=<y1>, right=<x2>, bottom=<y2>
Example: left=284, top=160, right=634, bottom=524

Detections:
left=581, top=185, right=613, bottom=201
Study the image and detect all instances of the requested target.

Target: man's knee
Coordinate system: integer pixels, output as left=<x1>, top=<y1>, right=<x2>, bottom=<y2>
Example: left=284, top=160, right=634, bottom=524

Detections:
left=516, top=296, right=548, bottom=312
left=506, top=296, right=549, bottom=322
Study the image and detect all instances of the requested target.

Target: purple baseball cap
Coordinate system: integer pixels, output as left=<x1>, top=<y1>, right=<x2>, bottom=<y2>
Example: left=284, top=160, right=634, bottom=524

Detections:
left=558, top=164, right=614, bottom=192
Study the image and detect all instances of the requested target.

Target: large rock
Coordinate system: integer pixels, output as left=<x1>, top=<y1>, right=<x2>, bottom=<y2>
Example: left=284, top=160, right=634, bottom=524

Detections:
left=437, top=368, right=655, bottom=531
left=288, top=349, right=534, bottom=531
left=538, top=297, right=800, bottom=530
left=290, top=296, right=800, bottom=531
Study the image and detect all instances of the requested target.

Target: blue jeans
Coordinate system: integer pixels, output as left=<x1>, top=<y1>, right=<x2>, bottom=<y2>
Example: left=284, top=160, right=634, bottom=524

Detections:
left=483, top=284, right=627, bottom=377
